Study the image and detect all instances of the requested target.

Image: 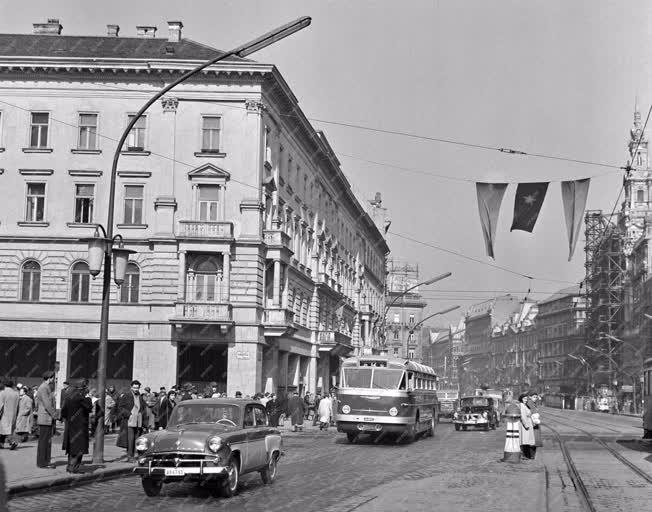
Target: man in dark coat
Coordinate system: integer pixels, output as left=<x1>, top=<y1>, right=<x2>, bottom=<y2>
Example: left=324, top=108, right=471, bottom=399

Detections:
left=287, top=392, right=305, bottom=432
left=116, top=380, right=147, bottom=461
left=61, top=379, right=92, bottom=473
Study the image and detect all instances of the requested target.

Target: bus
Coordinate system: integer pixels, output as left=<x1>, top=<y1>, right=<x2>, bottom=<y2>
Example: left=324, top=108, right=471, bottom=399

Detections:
left=334, top=355, right=439, bottom=443
left=436, top=388, right=459, bottom=421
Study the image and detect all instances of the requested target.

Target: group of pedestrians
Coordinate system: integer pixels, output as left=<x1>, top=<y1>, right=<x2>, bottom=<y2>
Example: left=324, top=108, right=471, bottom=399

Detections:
left=517, top=391, right=542, bottom=460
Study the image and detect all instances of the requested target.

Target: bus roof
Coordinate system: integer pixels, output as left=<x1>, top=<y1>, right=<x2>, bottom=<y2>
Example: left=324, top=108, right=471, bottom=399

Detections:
left=341, top=355, right=437, bottom=376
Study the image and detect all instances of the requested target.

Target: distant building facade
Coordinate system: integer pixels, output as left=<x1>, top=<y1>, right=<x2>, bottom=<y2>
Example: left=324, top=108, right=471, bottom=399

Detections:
left=0, top=19, right=389, bottom=401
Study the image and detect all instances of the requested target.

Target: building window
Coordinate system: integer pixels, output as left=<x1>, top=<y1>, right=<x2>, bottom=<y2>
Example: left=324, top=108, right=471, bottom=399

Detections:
left=123, top=185, right=144, bottom=224
left=25, top=183, right=46, bottom=222
left=198, top=184, right=219, bottom=221
left=29, top=112, right=49, bottom=148
left=409, top=314, right=415, bottom=325
left=71, top=261, right=90, bottom=303
left=20, top=260, right=41, bottom=302
left=637, top=189, right=645, bottom=203
left=393, top=329, right=399, bottom=341
left=201, top=116, right=221, bottom=152
left=408, top=333, right=415, bottom=343
left=125, top=115, right=146, bottom=150
left=408, top=350, right=415, bottom=359
left=78, top=113, right=98, bottom=150
left=187, top=255, right=223, bottom=302
left=393, top=313, right=400, bottom=324
left=393, top=347, right=399, bottom=356
left=120, top=262, right=140, bottom=303
left=74, top=184, right=94, bottom=223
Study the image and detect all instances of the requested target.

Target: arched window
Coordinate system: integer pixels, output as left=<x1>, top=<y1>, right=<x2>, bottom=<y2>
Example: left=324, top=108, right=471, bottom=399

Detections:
left=637, top=189, right=645, bottom=203
left=71, top=261, right=90, bottom=303
left=119, top=262, right=140, bottom=303
left=21, top=260, right=41, bottom=302
left=187, top=255, right=222, bottom=302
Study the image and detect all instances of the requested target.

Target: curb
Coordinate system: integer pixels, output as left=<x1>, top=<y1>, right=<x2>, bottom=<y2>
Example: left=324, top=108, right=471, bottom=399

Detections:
left=8, top=466, right=134, bottom=498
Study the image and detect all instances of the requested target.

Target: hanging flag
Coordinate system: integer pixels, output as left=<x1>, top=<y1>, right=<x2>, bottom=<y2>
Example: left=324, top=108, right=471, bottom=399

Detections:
left=510, top=182, right=549, bottom=232
left=476, top=182, right=508, bottom=258
left=561, top=178, right=591, bottom=261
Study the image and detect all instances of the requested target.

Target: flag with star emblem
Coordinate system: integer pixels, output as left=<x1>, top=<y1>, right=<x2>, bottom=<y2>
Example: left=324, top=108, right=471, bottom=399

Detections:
left=476, top=182, right=508, bottom=258
left=510, top=182, right=549, bottom=232
left=561, top=178, right=590, bottom=261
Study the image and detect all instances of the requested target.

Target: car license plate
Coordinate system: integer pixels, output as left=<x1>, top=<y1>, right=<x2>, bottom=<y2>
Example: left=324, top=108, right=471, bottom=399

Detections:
left=363, top=417, right=374, bottom=421
left=164, top=468, right=185, bottom=476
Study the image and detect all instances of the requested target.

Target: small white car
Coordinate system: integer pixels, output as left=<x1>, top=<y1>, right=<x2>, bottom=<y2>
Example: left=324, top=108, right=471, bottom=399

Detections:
left=597, top=398, right=610, bottom=412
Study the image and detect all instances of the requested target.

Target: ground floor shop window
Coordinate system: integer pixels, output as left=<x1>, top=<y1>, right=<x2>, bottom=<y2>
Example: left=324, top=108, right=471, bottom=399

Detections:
left=68, top=340, right=133, bottom=385
left=0, top=338, right=56, bottom=386
left=177, top=343, right=228, bottom=392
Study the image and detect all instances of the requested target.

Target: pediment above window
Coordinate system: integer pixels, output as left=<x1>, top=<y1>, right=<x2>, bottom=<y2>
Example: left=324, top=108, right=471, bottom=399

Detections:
left=187, top=163, right=231, bottom=184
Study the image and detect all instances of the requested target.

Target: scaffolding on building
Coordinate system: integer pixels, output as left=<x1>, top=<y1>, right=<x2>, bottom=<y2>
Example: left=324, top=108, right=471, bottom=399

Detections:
left=386, top=260, right=420, bottom=294
left=584, top=209, right=626, bottom=391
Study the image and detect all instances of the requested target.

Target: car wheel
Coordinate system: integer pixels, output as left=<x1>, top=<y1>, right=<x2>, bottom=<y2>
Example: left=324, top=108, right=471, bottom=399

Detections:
left=220, top=457, right=240, bottom=498
left=462, top=425, right=467, bottom=431
left=454, top=423, right=460, bottom=431
left=260, top=452, right=279, bottom=485
left=141, top=477, right=163, bottom=497
left=346, top=432, right=357, bottom=443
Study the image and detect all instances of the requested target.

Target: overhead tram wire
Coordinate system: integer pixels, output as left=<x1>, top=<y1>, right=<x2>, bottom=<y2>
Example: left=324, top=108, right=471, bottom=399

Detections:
left=388, top=231, right=579, bottom=285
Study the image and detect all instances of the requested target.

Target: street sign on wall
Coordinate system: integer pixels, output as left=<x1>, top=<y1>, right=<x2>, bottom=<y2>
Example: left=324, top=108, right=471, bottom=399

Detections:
left=620, top=385, right=633, bottom=392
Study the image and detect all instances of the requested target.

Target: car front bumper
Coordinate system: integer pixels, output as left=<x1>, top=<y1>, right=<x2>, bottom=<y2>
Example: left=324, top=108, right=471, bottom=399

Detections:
left=133, top=457, right=228, bottom=478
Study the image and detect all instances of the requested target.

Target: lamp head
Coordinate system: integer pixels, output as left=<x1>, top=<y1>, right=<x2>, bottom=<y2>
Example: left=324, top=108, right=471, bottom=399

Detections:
left=112, top=246, right=136, bottom=286
left=80, top=228, right=110, bottom=277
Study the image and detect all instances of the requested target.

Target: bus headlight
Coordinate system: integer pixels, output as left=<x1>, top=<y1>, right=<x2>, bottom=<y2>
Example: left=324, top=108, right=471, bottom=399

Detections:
left=341, top=405, right=351, bottom=414
left=389, top=407, right=398, bottom=416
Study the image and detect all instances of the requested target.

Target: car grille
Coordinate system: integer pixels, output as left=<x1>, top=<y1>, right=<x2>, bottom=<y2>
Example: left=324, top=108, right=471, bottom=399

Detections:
left=147, top=453, right=211, bottom=467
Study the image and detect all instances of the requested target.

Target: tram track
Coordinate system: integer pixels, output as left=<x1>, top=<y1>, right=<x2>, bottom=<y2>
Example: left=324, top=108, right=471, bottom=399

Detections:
left=542, top=409, right=631, bottom=435
left=543, top=414, right=652, bottom=512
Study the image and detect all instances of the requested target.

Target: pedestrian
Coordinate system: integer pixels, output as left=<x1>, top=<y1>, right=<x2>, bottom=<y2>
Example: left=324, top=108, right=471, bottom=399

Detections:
left=116, top=380, right=147, bottom=461
left=15, top=386, right=33, bottom=443
left=259, top=392, right=270, bottom=408
left=265, top=394, right=280, bottom=426
left=36, top=370, right=57, bottom=468
left=317, top=392, right=333, bottom=430
left=61, top=379, right=92, bottom=473
left=235, top=391, right=243, bottom=398
left=312, top=393, right=322, bottom=426
left=104, top=389, right=116, bottom=435
left=518, top=393, right=536, bottom=460
left=287, top=391, right=305, bottom=432
left=179, top=383, right=194, bottom=402
left=59, top=381, right=71, bottom=410
left=0, top=379, right=20, bottom=450
left=330, top=390, right=338, bottom=426
left=527, top=391, right=543, bottom=454
left=142, top=387, right=157, bottom=432
left=88, top=388, right=101, bottom=438
left=158, top=390, right=177, bottom=430
left=303, top=392, right=313, bottom=420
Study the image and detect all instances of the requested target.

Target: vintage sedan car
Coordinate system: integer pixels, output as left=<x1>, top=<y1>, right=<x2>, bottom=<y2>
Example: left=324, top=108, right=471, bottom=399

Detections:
left=133, top=398, right=283, bottom=498
left=453, top=396, right=498, bottom=431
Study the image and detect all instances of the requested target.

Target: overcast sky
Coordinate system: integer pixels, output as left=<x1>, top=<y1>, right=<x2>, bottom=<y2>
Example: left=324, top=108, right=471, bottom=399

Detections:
left=2, top=1, right=649, bottom=325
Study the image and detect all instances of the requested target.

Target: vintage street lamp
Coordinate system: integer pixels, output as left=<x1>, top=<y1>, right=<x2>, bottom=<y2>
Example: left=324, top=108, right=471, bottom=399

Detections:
left=85, top=16, right=311, bottom=463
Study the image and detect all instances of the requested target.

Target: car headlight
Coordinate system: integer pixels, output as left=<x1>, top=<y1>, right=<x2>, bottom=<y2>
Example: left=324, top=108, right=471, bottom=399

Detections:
left=208, top=436, right=222, bottom=453
left=389, top=407, right=398, bottom=417
left=341, top=405, right=351, bottom=414
left=482, top=411, right=488, bottom=418
left=135, top=437, right=149, bottom=452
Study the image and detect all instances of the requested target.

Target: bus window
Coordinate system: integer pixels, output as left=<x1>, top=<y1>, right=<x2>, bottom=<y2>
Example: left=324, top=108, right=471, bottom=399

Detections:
left=371, top=368, right=404, bottom=389
left=343, top=367, right=372, bottom=388
left=398, top=372, right=407, bottom=390
left=407, top=373, right=415, bottom=390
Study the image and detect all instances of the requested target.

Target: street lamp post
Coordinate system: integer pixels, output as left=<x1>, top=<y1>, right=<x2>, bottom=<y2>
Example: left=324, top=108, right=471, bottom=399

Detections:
left=407, top=305, right=460, bottom=367
left=84, top=16, right=311, bottom=464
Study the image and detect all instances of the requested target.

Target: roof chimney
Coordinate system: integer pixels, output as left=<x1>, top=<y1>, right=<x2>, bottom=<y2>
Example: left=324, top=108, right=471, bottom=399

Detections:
left=167, top=21, right=183, bottom=43
left=33, top=18, right=63, bottom=35
left=136, top=25, right=157, bottom=38
left=107, top=24, right=120, bottom=37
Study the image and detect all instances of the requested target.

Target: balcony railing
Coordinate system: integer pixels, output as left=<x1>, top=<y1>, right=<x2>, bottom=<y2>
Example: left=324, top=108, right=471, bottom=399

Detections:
left=263, top=229, right=292, bottom=250
left=317, top=330, right=352, bottom=346
left=172, top=302, right=232, bottom=323
left=178, top=220, right=233, bottom=239
left=264, top=308, right=295, bottom=325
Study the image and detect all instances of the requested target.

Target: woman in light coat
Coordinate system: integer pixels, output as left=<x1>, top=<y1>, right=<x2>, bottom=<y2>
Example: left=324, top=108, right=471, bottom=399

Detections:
left=518, top=393, right=536, bottom=459
left=15, top=387, right=33, bottom=442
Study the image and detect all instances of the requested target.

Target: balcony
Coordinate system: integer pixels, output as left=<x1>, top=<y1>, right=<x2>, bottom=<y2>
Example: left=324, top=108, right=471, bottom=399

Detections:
left=317, top=330, right=353, bottom=356
left=170, top=302, right=233, bottom=331
left=178, top=221, right=233, bottom=239
left=263, top=307, right=296, bottom=337
left=263, top=229, right=292, bottom=251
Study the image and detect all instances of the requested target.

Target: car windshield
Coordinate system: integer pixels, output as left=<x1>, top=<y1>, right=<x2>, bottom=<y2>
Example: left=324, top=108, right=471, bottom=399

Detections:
left=460, top=397, right=489, bottom=407
left=167, top=403, right=240, bottom=428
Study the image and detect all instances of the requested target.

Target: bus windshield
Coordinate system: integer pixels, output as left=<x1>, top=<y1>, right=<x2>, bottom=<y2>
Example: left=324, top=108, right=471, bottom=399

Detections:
left=342, top=367, right=404, bottom=389
left=371, top=369, right=404, bottom=389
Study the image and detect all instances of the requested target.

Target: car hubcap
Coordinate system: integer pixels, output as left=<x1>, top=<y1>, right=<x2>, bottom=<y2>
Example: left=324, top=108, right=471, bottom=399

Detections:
left=227, top=464, right=237, bottom=489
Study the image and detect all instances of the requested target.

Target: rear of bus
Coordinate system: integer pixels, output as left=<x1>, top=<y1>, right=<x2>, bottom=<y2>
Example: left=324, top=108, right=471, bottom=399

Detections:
left=335, top=359, right=412, bottom=436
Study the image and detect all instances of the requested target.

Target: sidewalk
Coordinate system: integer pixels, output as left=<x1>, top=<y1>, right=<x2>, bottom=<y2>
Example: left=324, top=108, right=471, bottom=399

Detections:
left=2, top=430, right=133, bottom=497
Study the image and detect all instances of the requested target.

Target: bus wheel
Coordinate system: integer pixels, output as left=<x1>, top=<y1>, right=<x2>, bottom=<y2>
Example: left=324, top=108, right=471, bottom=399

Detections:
left=405, top=424, right=416, bottom=443
left=454, top=423, right=460, bottom=431
left=346, top=432, right=357, bottom=443
left=427, top=414, right=436, bottom=437
left=462, top=425, right=467, bottom=431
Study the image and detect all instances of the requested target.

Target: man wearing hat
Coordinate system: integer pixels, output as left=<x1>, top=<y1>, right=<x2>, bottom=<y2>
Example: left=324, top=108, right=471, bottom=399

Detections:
left=179, top=383, right=194, bottom=402
left=60, top=379, right=92, bottom=473
left=0, top=379, right=20, bottom=450
left=116, top=380, right=148, bottom=461
left=36, top=371, right=57, bottom=468
left=141, top=387, right=156, bottom=433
